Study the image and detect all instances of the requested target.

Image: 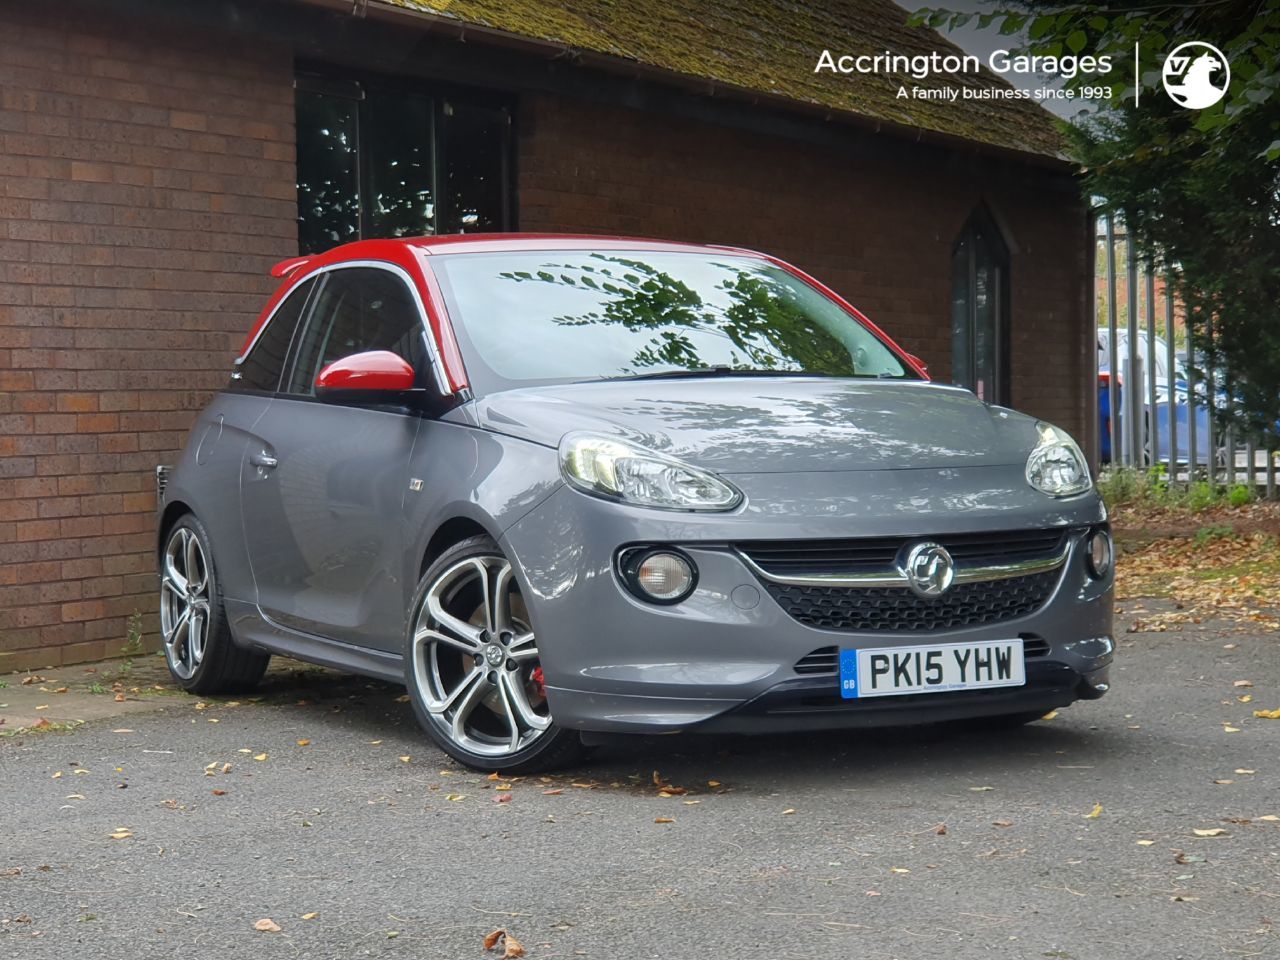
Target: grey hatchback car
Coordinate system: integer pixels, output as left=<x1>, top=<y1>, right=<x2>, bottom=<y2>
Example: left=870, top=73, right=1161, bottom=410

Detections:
left=157, top=234, right=1114, bottom=772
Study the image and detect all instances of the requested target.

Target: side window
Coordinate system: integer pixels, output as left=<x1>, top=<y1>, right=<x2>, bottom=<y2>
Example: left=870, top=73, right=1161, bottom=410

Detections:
left=284, top=267, right=427, bottom=396
left=234, top=277, right=316, bottom=392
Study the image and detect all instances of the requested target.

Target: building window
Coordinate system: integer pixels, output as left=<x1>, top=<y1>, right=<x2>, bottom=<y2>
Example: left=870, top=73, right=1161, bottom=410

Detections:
left=295, top=73, right=513, bottom=255
left=950, top=208, right=1010, bottom=404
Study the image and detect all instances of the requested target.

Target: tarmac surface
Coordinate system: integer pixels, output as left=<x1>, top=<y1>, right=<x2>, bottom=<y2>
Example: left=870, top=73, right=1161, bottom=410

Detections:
left=2, top=601, right=1278, bottom=959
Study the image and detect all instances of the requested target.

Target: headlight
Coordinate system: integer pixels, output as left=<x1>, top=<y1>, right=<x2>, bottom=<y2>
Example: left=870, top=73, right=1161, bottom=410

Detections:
left=559, top=433, right=743, bottom=511
left=1025, top=422, right=1092, bottom=498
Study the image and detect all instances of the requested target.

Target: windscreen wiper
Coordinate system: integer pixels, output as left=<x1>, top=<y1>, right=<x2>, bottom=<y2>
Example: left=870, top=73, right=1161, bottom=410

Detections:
left=608, top=366, right=827, bottom=382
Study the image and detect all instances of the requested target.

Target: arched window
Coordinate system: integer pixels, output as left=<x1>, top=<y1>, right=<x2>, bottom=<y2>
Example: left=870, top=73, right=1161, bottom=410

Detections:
left=951, top=208, right=1010, bottom=404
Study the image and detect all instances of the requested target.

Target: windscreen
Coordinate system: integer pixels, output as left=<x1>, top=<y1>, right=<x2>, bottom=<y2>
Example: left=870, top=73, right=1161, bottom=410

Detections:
left=429, top=250, right=913, bottom=391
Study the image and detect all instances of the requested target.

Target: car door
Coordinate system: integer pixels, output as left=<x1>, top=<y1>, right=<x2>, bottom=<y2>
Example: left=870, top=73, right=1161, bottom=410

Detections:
left=239, top=264, right=428, bottom=650
left=187, top=275, right=318, bottom=604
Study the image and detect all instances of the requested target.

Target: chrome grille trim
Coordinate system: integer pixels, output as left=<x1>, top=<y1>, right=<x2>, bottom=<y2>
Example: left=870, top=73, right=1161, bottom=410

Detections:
left=736, top=538, right=1070, bottom=589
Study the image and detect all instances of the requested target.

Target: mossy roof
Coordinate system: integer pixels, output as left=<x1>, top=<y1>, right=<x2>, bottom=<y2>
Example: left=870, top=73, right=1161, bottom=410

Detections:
left=375, top=0, right=1067, bottom=161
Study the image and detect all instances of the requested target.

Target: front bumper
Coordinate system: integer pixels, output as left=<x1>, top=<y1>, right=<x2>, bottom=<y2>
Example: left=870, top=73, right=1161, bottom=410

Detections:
left=499, top=478, right=1114, bottom=735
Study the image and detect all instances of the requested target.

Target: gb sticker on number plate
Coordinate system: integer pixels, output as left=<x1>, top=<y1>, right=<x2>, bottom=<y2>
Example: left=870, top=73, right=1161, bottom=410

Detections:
left=839, top=639, right=1025, bottom=700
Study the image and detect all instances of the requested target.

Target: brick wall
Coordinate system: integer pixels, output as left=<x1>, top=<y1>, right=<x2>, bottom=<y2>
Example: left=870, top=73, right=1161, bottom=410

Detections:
left=517, top=93, right=1093, bottom=443
left=0, top=5, right=296, bottom=672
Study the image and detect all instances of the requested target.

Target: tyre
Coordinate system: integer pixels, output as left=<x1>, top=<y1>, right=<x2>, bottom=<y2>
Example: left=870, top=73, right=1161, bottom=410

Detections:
left=404, top=535, right=583, bottom=773
left=159, top=513, right=270, bottom=694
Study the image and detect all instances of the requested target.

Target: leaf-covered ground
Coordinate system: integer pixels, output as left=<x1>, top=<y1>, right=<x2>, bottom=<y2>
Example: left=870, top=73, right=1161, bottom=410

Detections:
left=1116, top=513, right=1280, bottom=634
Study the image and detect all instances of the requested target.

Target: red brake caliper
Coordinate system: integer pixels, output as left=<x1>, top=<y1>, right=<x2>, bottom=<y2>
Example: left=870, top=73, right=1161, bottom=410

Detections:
left=530, top=666, right=546, bottom=698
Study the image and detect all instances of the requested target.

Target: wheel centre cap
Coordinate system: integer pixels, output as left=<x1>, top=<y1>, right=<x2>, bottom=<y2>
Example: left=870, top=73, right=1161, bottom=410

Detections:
left=484, top=644, right=505, bottom=667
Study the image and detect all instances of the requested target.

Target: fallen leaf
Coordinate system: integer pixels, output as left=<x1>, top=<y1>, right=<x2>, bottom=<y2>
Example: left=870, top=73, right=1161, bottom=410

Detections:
left=1224, top=726, right=1241, bottom=733
left=1238, top=695, right=1254, bottom=703
left=253, top=918, right=281, bottom=933
left=211, top=789, right=227, bottom=796
left=493, top=794, right=512, bottom=804
left=1175, top=851, right=1206, bottom=864
left=503, top=933, right=525, bottom=958
left=1193, top=828, right=1229, bottom=837
left=1136, top=840, right=1156, bottom=846
left=1214, top=779, right=1234, bottom=785
left=866, top=890, right=881, bottom=897
left=484, top=930, right=504, bottom=950
left=654, top=817, right=675, bottom=824
left=1234, top=680, right=1254, bottom=688
left=21, top=675, right=46, bottom=685
left=301, top=912, right=318, bottom=920
left=1236, top=769, right=1256, bottom=775
left=934, top=823, right=948, bottom=836
left=112, top=728, right=134, bottom=734
left=889, top=867, right=910, bottom=874
left=114, top=693, right=126, bottom=702
left=993, top=819, right=1013, bottom=827
left=54, top=686, right=68, bottom=694
left=1084, top=803, right=1104, bottom=819
left=445, top=794, right=465, bottom=802
left=35, top=704, right=48, bottom=710
left=253, top=753, right=268, bottom=761
left=1257, top=815, right=1279, bottom=822
left=707, top=780, right=722, bottom=788
left=1041, top=710, right=1059, bottom=720
left=394, top=694, right=410, bottom=702
left=369, top=740, right=382, bottom=745
left=31, top=718, right=51, bottom=729
left=51, top=771, right=62, bottom=780
left=398, top=756, right=411, bottom=763
left=542, top=789, right=563, bottom=795
left=494, top=783, right=512, bottom=792
left=296, top=739, right=310, bottom=746
left=1253, top=708, right=1280, bottom=719
left=969, top=786, right=994, bottom=792
left=108, top=829, right=133, bottom=840
left=781, top=808, right=796, bottom=815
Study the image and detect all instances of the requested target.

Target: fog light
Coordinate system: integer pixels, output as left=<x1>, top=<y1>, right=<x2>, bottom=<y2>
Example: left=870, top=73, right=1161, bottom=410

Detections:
left=1087, top=528, right=1113, bottom=579
left=620, top=548, right=698, bottom=604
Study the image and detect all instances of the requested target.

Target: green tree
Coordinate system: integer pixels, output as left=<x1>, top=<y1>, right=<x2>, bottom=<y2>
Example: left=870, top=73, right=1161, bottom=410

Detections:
left=916, top=2, right=1280, bottom=440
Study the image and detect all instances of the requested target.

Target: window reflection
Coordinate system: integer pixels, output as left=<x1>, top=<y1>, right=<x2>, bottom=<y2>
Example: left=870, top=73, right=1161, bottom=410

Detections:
left=295, top=78, right=511, bottom=255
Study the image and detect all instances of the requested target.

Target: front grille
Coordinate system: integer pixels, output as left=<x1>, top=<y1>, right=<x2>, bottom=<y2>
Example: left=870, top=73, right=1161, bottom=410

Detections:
left=793, top=635, right=1053, bottom=676
left=768, top=568, right=1061, bottom=634
left=739, top=529, right=1066, bottom=578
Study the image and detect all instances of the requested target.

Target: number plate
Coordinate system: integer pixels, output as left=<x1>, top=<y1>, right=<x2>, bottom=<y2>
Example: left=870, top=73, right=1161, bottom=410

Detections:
left=839, top=639, right=1025, bottom=700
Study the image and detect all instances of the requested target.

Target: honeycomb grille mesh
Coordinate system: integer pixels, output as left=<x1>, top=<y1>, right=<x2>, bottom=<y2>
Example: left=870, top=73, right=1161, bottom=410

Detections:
left=766, top=569, right=1061, bottom=634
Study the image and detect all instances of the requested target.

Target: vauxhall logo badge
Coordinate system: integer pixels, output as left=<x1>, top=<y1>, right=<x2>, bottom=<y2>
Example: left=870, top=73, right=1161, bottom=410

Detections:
left=900, top=542, right=955, bottom=598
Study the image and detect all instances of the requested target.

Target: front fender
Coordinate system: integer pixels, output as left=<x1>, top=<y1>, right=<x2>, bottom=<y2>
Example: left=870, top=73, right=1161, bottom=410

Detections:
left=401, top=420, right=563, bottom=600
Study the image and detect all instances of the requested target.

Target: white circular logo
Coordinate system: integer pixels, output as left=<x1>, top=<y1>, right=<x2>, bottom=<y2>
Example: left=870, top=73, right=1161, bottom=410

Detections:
left=1162, top=41, right=1230, bottom=109
left=901, top=542, right=955, bottom=598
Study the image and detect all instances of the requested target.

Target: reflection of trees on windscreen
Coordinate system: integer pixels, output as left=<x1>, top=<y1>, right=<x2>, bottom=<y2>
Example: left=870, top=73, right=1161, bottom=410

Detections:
left=496, top=255, right=853, bottom=375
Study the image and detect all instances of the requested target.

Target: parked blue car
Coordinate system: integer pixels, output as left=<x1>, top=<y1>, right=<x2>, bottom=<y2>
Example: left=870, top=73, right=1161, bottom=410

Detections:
left=1097, top=328, right=1212, bottom=465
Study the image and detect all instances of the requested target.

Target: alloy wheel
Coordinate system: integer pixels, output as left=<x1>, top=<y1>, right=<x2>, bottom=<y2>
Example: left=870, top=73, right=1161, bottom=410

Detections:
left=160, top=526, right=211, bottom=681
left=411, top=555, right=551, bottom=758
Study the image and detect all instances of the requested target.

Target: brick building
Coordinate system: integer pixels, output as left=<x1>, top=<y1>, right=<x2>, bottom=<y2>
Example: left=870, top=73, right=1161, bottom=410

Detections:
left=0, top=0, right=1094, bottom=671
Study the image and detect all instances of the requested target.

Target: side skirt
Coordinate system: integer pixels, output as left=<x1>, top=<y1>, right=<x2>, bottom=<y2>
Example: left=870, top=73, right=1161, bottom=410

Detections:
left=224, top=599, right=404, bottom=684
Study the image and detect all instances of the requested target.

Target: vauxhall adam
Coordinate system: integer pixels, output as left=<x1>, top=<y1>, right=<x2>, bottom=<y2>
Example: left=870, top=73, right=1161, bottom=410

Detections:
left=156, top=235, right=1114, bottom=771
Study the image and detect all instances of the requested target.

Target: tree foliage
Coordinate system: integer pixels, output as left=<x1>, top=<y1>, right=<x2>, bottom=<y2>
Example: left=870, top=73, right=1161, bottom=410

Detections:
left=916, top=1, right=1280, bottom=440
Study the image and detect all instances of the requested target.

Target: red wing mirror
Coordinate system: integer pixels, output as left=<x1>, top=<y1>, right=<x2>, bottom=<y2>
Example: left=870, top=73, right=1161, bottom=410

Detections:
left=905, top=353, right=930, bottom=378
left=315, top=350, right=416, bottom=398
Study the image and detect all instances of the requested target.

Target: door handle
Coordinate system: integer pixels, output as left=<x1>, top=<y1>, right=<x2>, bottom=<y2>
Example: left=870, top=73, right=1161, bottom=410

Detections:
left=250, top=452, right=278, bottom=470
